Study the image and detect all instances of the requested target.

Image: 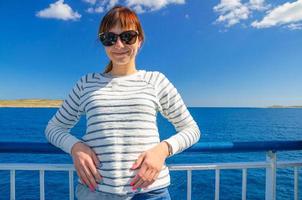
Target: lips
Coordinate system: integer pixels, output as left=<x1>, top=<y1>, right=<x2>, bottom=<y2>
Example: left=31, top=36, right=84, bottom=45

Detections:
left=113, top=51, right=128, bottom=55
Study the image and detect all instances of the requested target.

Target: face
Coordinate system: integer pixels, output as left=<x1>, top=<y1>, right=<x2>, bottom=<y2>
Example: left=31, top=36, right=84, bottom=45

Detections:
left=103, top=23, right=141, bottom=68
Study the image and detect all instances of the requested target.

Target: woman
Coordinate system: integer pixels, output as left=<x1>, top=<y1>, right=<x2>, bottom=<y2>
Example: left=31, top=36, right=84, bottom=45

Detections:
left=45, top=5, right=200, bottom=200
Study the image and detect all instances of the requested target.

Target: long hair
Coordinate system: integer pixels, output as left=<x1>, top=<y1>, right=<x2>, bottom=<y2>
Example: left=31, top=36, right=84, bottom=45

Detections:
left=99, top=5, right=145, bottom=73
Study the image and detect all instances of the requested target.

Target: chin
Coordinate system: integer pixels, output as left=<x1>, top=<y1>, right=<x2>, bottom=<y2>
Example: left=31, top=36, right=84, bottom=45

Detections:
left=112, top=59, right=131, bottom=66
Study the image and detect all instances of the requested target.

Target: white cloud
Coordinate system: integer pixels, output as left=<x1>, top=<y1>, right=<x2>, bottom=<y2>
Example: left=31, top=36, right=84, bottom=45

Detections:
left=106, top=0, right=119, bottom=10
left=248, top=0, right=270, bottom=11
left=287, top=23, right=302, bottom=30
left=36, top=0, right=81, bottom=21
left=83, top=0, right=97, bottom=5
left=252, top=0, right=302, bottom=29
left=213, top=0, right=270, bottom=27
left=125, top=0, right=185, bottom=13
left=82, top=0, right=185, bottom=14
left=86, top=6, right=105, bottom=13
left=132, top=4, right=146, bottom=13
left=83, top=0, right=109, bottom=13
left=214, top=0, right=250, bottom=27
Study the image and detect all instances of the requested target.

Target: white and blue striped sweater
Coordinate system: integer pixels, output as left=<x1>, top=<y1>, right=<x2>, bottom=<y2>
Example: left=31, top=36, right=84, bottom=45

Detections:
left=45, top=69, right=201, bottom=195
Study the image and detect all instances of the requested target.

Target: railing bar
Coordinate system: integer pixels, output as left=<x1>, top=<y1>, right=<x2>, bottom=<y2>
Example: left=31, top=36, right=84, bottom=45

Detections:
left=40, top=170, right=45, bottom=200
left=242, top=168, right=247, bottom=200
left=69, top=170, right=74, bottom=200
left=10, top=170, right=15, bottom=200
left=294, top=167, right=299, bottom=200
left=215, top=169, right=220, bottom=200
left=187, top=170, right=192, bottom=200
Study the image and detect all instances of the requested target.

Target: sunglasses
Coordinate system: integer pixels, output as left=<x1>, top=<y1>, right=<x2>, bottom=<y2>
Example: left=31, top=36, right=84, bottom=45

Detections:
left=99, top=30, right=139, bottom=46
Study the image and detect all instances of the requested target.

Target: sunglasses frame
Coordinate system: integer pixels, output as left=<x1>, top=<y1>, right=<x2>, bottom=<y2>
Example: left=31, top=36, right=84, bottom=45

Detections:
left=99, top=30, right=139, bottom=47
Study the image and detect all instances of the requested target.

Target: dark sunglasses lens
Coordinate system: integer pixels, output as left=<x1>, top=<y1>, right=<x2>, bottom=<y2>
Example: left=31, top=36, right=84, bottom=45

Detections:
left=99, top=32, right=117, bottom=46
left=120, top=31, right=138, bottom=45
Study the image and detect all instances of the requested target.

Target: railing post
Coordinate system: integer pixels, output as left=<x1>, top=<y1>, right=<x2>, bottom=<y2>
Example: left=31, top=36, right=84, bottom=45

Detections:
left=242, top=168, right=247, bottom=200
left=10, top=170, right=15, bottom=200
left=69, top=170, right=74, bottom=200
left=187, top=170, right=192, bottom=200
left=265, top=151, right=276, bottom=200
left=294, top=167, right=299, bottom=200
left=215, top=169, right=220, bottom=200
left=40, top=170, right=45, bottom=200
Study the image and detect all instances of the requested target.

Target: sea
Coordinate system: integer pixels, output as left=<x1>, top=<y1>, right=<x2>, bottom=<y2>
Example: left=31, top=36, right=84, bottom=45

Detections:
left=0, top=107, right=302, bottom=200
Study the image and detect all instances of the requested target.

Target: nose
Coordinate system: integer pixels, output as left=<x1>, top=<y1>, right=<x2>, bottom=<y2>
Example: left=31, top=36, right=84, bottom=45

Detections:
left=114, top=36, right=125, bottom=48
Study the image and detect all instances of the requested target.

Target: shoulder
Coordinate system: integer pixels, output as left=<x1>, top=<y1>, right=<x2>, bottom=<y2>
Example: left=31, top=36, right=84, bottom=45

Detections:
left=80, top=72, right=101, bottom=83
left=74, top=72, right=101, bottom=89
left=141, top=70, right=167, bottom=85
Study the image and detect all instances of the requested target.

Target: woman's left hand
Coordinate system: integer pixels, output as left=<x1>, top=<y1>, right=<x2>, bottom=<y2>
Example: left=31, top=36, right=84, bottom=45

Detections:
left=130, top=142, right=170, bottom=190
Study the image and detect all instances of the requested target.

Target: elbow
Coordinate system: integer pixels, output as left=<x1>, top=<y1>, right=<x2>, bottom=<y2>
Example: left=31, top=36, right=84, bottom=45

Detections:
left=184, top=121, right=200, bottom=146
left=192, top=122, right=201, bottom=145
left=44, top=121, right=52, bottom=143
left=44, top=119, right=58, bottom=144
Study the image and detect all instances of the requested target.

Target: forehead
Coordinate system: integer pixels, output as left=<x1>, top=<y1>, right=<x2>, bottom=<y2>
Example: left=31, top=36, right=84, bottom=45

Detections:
left=108, top=23, right=137, bottom=33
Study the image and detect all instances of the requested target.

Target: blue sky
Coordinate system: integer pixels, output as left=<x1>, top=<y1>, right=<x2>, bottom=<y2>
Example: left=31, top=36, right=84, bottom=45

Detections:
left=0, top=0, right=301, bottom=107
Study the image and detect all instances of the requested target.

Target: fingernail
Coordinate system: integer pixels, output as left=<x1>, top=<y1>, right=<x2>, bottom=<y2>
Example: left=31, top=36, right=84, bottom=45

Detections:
left=137, top=188, right=142, bottom=192
left=130, top=182, right=134, bottom=186
left=132, top=187, right=136, bottom=191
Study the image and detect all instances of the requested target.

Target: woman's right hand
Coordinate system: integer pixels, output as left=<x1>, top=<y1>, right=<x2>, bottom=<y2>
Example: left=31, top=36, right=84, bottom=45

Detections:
left=71, top=142, right=102, bottom=191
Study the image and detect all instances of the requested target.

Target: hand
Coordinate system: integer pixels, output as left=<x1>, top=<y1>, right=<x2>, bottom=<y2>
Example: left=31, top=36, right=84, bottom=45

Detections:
left=71, top=142, right=102, bottom=192
left=130, top=142, right=170, bottom=190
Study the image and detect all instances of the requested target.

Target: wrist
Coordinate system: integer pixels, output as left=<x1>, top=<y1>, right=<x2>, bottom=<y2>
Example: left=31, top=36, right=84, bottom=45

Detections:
left=71, top=141, right=82, bottom=156
left=161, top=141, right=172, bottom=158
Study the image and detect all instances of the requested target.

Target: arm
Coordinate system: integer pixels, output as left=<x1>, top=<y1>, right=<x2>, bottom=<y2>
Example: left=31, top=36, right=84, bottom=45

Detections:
left=131, top=71, right=201, bottom=190
left=157, top=72, right=201, bottom=156
left=44, top=77, right=84, bottom=154
left=44, top=75, right=101, bottom=191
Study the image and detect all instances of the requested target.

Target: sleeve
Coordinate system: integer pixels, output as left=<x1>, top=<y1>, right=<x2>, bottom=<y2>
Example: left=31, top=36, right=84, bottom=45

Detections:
left=44, top=76, right=84, bottom=154
left=155, top=72, right=201, bottom=156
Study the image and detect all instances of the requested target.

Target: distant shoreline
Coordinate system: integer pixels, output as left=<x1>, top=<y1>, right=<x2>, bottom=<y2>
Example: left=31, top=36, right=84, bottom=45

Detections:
left=0, top=99, right=301, bottom=108
left=267, top=105, right=302, bottom=108
left=0, top=99, right=63, bottom=108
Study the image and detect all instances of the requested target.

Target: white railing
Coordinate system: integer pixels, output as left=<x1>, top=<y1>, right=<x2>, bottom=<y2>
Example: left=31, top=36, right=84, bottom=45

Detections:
left=0, top=152, right=301, bottom=200
left=1, top=141, right=302, bottom=200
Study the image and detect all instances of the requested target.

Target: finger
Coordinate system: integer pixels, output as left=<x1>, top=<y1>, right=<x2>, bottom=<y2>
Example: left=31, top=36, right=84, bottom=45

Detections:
left=76, top=169, right=87, bottom=186
left=142, top=170, right=158, bottom=189
left=133, top=166, right=149, bottom=189
left=82, top=164, right=97, bottom=189
left=78, top=168, right=90, bottom=187
left=87, top=158, right=102, bottom=183
left=131, top=164, right=148, bottom=186
left=140, top=169, right=155, bottom=188
left=91, top=151, right=100, bottom=168
left=131, top=153, right=146, bottom=169
left=133, top=178, right=145, bottom=189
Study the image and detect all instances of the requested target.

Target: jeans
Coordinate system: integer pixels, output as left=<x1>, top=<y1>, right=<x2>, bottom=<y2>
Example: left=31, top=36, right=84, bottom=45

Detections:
left=76, top=183, right=171, bottom=200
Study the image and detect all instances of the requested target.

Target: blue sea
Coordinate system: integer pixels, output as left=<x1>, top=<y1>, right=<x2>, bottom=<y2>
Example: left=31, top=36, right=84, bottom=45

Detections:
left=0, top=107, right=302, bottom=200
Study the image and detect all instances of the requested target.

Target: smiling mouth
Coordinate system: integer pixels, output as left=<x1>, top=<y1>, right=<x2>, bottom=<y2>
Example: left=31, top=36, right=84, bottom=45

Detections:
left=113, top=51, right=128, bottom=55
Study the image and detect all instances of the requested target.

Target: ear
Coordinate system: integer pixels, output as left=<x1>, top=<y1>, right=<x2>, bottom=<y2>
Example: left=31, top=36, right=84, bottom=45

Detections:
left=138, top=40, right=142, bottom=49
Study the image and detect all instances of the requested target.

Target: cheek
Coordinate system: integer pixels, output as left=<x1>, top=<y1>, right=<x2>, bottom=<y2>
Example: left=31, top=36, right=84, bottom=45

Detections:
left=129, top=46, right=139, bottom=56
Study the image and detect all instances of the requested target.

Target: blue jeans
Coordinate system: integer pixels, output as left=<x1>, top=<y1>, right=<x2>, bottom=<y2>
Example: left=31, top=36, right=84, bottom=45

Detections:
left=132, top=187, right=171, bottom=200
left=76, top=183, right=171, bottom=200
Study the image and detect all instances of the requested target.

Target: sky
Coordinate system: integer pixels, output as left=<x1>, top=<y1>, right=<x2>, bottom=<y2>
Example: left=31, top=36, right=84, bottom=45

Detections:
left=0, top=0, right=301, bottom=107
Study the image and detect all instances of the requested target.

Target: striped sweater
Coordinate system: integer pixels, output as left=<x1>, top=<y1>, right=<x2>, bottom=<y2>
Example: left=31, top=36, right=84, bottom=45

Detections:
left=45, top=69, right=201, bottom=195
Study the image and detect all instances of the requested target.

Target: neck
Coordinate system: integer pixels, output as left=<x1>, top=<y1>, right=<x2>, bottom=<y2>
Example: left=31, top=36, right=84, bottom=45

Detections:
left=110, top=61, right=137, bottom=76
